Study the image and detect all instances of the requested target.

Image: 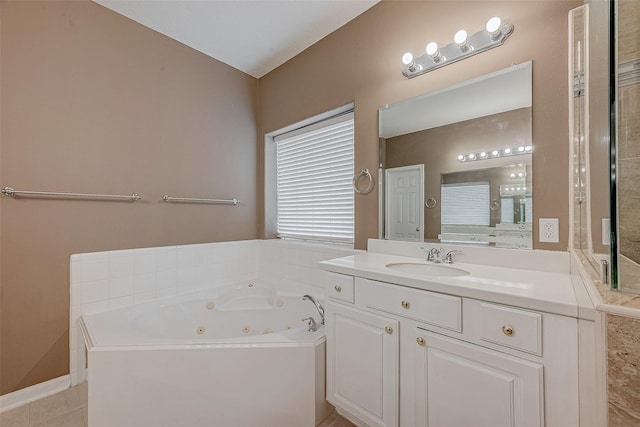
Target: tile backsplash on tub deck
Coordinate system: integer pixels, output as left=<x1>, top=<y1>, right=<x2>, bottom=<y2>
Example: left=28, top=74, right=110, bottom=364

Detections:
left=69, top=239, right=359, bottom=385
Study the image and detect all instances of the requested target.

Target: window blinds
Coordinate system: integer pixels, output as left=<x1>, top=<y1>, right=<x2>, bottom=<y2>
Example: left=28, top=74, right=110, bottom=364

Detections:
left=441, top=182, right=490, bottom=225
left=275, top=112, right=354, bottom=244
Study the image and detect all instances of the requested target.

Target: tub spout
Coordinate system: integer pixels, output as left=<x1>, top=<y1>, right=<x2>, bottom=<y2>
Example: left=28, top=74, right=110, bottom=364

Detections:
left=302, top=295, right=325, bottom=325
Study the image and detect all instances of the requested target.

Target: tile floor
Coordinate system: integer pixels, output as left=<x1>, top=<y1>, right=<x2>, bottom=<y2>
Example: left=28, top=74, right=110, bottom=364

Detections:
left=0, top=383, right=87, bottom=427
left=0, top=382, right=354, bottom=427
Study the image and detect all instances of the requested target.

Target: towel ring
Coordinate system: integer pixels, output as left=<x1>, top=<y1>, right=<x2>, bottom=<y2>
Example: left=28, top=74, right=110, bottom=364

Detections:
left=425, top=197, right=437, bottom=209
left=353, top=169, right=374, bottom=195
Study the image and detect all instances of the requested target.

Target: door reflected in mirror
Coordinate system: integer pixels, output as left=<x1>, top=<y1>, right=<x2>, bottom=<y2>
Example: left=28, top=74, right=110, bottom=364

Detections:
left=379, top=61, right=533, bottom=248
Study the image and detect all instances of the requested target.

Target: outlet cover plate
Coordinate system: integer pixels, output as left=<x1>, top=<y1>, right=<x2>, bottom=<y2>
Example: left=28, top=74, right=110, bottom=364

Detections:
left=539, top=218, right=559, bottom=243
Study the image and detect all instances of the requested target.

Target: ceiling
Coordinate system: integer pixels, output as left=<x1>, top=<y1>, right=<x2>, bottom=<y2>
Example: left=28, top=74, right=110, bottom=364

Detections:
left=93, top=0, right=380, bottom=78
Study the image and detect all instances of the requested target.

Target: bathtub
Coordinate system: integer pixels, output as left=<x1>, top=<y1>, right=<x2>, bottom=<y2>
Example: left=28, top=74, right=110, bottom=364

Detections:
left=79, top=281, right=330, bottom=427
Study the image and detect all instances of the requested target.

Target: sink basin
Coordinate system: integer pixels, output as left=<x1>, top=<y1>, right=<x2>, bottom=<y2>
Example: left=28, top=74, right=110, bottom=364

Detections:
left=385, top=262, right=470, bottom=277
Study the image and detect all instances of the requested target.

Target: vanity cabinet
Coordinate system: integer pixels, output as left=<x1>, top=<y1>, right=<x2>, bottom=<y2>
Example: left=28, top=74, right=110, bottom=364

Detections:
left=326, top=302, right=399, bottom=427
left=414, top=330, right=543, bottom=427
left=325, top=274, right=580, bottom=427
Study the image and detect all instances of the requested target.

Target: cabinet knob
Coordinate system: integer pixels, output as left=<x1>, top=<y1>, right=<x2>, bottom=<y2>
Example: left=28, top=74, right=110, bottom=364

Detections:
left=334, top=285, right=342, bottom=293
left=502, top=325, right=514, bottom=336
left=385, top=326, right=393, bottom=335
left=416, top=337, right=425, bottom=346
left=401, top=300, right=410, bottom=309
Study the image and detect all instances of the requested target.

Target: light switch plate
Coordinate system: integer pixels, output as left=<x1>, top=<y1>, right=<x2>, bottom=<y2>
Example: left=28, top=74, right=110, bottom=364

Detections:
left=539, top=218, right=559, bottom=243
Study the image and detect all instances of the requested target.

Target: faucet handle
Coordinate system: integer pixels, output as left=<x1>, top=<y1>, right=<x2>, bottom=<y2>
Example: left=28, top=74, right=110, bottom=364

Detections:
left=426, top=247, right=441, bottom=262
left=444, top=250, right=462, bottom=264
left=302, top=317, right=318, bottom=332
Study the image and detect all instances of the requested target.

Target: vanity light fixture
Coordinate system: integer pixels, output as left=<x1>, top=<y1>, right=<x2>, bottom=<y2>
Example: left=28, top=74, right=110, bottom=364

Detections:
left=402, top=16, right=514, bottom=78
left=500, top=183, right=531, bottom=196
left=457, top=145, right=532, bottom=162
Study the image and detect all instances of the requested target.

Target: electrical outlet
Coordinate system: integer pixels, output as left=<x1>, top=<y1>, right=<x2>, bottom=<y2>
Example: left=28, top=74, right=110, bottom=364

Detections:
left=539, top=218, right=559, bottom=243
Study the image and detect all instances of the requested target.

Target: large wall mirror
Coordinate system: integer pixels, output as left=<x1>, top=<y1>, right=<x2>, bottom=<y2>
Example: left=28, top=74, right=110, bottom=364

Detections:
left=379, top=61, right=533, bottom=248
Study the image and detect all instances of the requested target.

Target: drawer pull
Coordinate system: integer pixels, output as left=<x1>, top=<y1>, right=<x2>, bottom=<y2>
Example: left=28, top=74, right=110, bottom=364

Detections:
left=385, top=326, right=393, bottom=335
left=502, top=325, right=514, bottom=336
left=416, top=337, right=425, bottom=346
left=334, top=285, right=342, bottom=293
left=401, top=300, right=410, bottom=309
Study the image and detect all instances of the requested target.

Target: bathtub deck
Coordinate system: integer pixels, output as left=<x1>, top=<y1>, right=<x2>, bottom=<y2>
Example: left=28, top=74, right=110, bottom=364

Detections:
left=0, top=383, right=355, bottom=427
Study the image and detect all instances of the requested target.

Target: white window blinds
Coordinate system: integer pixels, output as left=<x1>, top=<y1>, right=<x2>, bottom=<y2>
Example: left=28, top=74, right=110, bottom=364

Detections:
left=441, top=182, right=490, bottom=225
left=275, top=112, right=354, bottom=244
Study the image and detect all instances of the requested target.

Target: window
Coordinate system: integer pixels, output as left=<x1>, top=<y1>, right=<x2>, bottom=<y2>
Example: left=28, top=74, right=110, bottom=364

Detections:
left=441, top=181, right=490, bottom=225
left=274, top=112, right=354, bottom=244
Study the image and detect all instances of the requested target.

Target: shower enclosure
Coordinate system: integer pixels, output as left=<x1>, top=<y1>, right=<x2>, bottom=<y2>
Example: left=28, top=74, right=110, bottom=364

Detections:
left=571, top=0, right=640, bottom=293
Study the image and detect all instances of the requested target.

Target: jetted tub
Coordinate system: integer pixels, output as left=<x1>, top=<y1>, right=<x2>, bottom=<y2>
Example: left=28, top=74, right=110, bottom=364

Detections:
left=79, top=281, right=330, bottom=427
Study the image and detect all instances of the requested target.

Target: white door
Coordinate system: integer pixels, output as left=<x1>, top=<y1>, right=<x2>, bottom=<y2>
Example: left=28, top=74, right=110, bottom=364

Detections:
left=326, top=302, right=399, bottom=427
left=414, top=330, right=543, bottom=427
left=385, top=165, right=424, bottom=241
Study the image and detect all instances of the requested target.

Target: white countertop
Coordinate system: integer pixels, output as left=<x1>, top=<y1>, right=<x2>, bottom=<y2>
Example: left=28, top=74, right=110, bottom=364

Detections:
left=320, top=252, right=596, bottom=319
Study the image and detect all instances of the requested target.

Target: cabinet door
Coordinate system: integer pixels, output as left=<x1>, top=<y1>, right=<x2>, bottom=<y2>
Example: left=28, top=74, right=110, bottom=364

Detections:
left=326, top=302, right=399, bottom=427
left=414, top=330, right=543, bottom=427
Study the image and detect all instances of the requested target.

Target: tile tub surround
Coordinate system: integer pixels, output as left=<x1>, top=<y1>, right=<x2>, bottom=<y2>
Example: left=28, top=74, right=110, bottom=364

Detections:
left=69, top=239, right=359, bottom=386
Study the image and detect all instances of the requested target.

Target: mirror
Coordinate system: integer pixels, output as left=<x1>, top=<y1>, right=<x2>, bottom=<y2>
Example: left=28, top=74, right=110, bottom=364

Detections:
left=379, top=61, right=533, bottom=248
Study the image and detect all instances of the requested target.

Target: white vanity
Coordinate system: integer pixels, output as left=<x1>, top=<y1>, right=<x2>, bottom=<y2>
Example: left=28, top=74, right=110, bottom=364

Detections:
left=319, top=239, right=602, bottom=427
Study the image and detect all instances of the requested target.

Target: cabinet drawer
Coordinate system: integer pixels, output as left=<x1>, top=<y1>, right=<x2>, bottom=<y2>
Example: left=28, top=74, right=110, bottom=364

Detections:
left=477, top=302, right=542, bottom=356
left=325, top=272, right=355, bottom=303
left=356, top=278, right=461, bottom=332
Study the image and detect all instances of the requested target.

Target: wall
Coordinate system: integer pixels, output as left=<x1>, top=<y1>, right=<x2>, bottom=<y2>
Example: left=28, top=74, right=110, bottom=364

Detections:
left=258, top=0, right=582, bottom=250
left=0, top=0, right=258, bottom=395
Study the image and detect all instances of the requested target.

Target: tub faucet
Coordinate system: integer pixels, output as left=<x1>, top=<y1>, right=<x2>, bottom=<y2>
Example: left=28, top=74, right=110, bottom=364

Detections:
left=302, top=317, right=318, bottom=332
left=302, top=295, right=325, bottom=325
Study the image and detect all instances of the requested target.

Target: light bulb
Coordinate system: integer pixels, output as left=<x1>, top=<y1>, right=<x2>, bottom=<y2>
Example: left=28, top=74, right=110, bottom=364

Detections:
left=454, top=30, right=467, bottom=45
left=468, top=153, right=476, bottom=160
left=510, top=173, right=516, bottom=178
left=492, top=150, right=499, bottom=156
left=518, top=146, right=525, bottom=152
left=504, top=148, right=512, bottom=154
left=426, top=42, right=442, bottom=62
left=457, top=154, right=465, bottom=161
left=454, top=30, right=469, bottom=51
left=525, top=145, right=532, bottom=151
left=486, top=17, right=502, bottom=39
left=402, top=52, right=414, bottom=65
left=480, top=152, right=487, bottom=158
left=518, top=172, right=524, bottom=178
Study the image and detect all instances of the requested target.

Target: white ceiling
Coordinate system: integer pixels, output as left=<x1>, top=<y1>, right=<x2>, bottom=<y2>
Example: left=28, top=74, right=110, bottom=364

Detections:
left=93, top=0, right=380, bottom=78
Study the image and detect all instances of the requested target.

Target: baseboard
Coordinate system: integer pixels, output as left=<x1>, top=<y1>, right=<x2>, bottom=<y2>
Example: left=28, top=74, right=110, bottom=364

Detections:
left=0, top=375, right=70, bottom=413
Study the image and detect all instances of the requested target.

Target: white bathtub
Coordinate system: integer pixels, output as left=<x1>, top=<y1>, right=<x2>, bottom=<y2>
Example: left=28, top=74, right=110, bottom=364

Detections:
left=80, top=281, right=330, bottom=427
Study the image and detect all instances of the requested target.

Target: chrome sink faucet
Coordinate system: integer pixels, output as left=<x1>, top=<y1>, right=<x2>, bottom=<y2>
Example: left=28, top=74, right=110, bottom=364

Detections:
left=424, top=247, right=462, bottom=264
left=302, top=295, right=325, bottom=325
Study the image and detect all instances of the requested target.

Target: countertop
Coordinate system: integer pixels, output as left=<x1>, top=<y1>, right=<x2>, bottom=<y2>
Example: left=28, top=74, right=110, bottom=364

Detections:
left=320, top=251, right=595, bottom=319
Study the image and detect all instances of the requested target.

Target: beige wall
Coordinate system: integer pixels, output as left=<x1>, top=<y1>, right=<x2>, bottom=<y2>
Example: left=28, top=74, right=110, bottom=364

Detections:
left=258, top=0, right=581, bottom=249
left=0, top=1, right=258, bottom=394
